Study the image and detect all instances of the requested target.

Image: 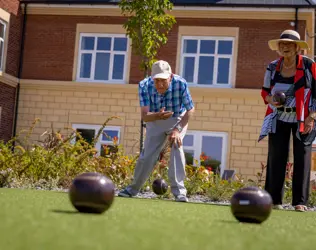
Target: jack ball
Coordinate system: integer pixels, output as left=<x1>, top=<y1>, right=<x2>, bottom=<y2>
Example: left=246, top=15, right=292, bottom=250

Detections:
left=230, top=186, right=273, bottom=224
left=69, top=172, right=115, bottom=214
left=152, top=178, right=168, bottom=195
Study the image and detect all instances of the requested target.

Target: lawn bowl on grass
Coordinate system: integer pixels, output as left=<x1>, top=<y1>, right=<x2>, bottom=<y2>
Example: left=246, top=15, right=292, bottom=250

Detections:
left=230, top=186, right=273, bottom=224
left=2, top=188, right=316, bottom=250
left=152, top=178, right=168, bottom=195
left=69, top=172, right=115, bottom=214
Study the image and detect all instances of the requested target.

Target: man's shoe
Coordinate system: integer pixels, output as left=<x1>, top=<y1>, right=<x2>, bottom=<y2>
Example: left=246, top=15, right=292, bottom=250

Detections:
left=175, top=194, right=188, bottom=202
left=118, top=189, right=133, bottom=198
left=273, top=204, right=284, bottom=210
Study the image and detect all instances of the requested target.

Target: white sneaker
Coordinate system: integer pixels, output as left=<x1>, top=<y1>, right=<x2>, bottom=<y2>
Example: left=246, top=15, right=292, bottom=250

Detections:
left=175, top=195, right=188, bottom=202
left=273, top=205, right=283, bottom=210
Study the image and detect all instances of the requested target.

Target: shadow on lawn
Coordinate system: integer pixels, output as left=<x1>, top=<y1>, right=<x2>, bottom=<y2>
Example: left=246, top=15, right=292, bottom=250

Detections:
left=51, top=209, right=79, bottom=214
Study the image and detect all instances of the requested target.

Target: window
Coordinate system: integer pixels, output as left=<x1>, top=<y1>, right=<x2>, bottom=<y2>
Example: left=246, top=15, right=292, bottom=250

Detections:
left=72, top=124, right=121, bottom=156
left=183, top=131, right=228, bottom=176
left=77, top=33, right=129, bottom=83
left=180, top=36, right=234, bottom=87
left=0, top=20, right=6, bottom=72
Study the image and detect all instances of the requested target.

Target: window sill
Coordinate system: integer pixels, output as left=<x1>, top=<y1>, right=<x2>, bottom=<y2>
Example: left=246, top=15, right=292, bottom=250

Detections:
left=188, top=84, right=233, bottom=88
left=76, top=79, right=127, bottom=84
left=0, top=72, right=19, bottom=87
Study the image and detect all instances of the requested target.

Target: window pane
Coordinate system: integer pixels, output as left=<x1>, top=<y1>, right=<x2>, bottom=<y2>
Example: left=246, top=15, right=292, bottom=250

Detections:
left=102, top=130, right=119, bottom=142
left=183, top=57, right=195, bottom=82
left=94, top=53, right=110, bottom=80
left=81, top=37, right=95, bottom=50
left=201, top=136, right=223, bottom=162
left=183, top=134, right=194, bottom=146
left=218, top=40, right=233, bottom=55
left=200, top=40, right=215, bottom=54
left=183, top=39, right=197, bottom=53
left=76, top=129, right=95, bottom=144
left=114, top=38, right=127, bottom=51
left=79, top=53, right=92, bottom=78
left=184, top=150, right=195, bottom=165
left=217, top=58, right=230, bottom=84
left=0, top=22, right=4, bottom=39
left=97, top=37, right=111, bottom=50
left=112, top=54, right=125, bottom=80
left=198, top=56, right=214, bottom=85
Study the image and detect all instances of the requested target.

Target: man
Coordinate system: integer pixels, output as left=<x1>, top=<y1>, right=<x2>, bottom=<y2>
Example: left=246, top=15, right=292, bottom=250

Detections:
left=118, top=60, right=195, bottom=202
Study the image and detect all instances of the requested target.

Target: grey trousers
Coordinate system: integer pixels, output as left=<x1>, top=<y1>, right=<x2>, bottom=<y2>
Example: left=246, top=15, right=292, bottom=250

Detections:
left=126, top=115, right=188, bottom=197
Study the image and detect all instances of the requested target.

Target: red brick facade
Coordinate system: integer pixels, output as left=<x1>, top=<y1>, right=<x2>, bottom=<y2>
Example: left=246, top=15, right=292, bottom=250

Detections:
left=0, top=0, right=21, bottom=142
left=0, top=82, right=16, bottom=142
left=21, top=15, right=306, bottom=88
left=0, top=0, right=22, bottom=77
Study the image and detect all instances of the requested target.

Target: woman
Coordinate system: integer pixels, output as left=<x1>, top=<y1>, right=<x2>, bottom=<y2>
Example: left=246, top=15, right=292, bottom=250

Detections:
left=259, top=30, right=316, bottom=212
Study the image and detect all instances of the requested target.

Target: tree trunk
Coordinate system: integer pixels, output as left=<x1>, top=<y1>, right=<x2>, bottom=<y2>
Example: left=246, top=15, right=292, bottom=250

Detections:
left=139, top=65, right=149, bottom=153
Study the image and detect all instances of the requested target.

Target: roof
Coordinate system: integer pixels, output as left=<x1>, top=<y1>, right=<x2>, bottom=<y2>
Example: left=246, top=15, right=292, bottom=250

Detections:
left=19, top=0, right=316, bottom=8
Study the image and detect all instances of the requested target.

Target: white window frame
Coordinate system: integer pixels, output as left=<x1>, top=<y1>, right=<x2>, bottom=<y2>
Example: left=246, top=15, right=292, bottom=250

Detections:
left=179, top=36, right=234, bottom=88
left=183, top=130, right=228, bottom=177
left=76, top=33, right=130, bottom=84
left=0, top=19, right=6, bottom=72
left=72, top=124, right=121, bottom=156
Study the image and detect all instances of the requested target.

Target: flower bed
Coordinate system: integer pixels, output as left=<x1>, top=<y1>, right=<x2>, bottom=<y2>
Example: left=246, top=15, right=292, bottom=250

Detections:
left=1, top=117, right=316, bottom=207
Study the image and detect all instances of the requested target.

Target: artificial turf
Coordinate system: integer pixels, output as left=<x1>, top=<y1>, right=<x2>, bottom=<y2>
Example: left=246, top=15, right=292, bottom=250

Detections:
left=0, top=188, right=316, bottom=250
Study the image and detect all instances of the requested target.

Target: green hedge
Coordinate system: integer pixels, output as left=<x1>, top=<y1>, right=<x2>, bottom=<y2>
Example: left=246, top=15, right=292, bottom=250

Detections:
left=1, top=117, right=316, bottom=206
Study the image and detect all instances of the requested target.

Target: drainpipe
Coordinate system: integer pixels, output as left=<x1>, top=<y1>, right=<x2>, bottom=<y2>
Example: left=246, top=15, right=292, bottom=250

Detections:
left=294, top=7, right=298, bottom=31
left=12, top=3, right=27, bottom=142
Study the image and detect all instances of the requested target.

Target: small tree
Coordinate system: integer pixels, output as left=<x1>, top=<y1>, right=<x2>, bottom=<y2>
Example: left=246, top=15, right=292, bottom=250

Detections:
left=119, top=0, right=176, bottom=152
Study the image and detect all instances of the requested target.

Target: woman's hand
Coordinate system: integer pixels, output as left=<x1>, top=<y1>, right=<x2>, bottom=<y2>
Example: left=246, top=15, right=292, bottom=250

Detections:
left=265, top=95, right=283, bottom=108
left=302, top=116, right=315, bottom=134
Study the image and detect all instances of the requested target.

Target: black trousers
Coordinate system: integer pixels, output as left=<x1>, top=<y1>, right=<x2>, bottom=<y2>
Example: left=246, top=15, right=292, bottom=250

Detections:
left=264, top=120, right=312, bottom=206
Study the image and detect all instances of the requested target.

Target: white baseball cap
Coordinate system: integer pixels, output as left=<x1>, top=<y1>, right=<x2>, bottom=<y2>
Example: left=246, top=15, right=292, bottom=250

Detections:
left=151, top=60, right=172, bottom=79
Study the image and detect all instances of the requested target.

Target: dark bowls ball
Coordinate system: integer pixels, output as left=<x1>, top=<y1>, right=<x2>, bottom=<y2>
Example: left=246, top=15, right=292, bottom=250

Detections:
left=230, top=186, right=273, bottom=224
left=273, top=91, right=286, bottom=105
left=152, top=178, right=168, bottom=195
left=69, top=172, right=115, bottom=214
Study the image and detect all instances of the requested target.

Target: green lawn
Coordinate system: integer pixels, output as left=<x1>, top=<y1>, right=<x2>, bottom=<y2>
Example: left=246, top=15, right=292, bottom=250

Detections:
left=0, top=188, right=316, bottom=250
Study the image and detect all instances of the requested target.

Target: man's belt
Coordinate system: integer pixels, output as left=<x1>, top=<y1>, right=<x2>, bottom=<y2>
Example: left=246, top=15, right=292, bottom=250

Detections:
left=277, top=107, right=296, bottom=113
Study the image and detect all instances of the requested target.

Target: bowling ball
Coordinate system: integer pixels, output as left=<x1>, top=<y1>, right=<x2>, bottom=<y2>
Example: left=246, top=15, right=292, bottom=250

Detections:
left=230, top=186, right=273, bottom=224
left=273, top=91, right=286, bottom=105
left=69, top=172, right=115, bottom=214
left=152, top=178, right=168, bottom=195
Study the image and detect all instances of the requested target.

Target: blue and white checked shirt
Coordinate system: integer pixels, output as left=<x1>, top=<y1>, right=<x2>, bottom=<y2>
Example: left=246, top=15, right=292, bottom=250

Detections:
left=138, top=74, right=194, bottom=117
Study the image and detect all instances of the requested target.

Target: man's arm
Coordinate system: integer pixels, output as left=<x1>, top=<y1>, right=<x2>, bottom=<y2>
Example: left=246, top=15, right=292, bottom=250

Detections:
left=177, top=107, right=195, bottom=128
left=141, top=106, right=158, bottom=122
left=138, top=79, right=156, bottom=122
left=175, top=81, right=195, bottom=130
left=141, top=106, right=174, bottom=122
left=138, top=80, right=173, bottom=122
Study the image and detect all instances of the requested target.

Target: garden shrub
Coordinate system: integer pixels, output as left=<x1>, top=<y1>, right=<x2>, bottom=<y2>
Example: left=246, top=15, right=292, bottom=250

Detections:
left=1, top=117, right=316, bottom=206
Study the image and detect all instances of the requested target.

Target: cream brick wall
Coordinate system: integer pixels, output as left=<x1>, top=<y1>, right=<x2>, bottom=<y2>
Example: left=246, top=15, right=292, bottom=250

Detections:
left=17, top=79, right=273, bottom=180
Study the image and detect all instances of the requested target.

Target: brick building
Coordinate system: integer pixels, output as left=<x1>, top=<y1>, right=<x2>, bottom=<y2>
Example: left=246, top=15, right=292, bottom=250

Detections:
left=1, top=0, right=316, bottom=180
left=0, top=0, right=22, bottom=142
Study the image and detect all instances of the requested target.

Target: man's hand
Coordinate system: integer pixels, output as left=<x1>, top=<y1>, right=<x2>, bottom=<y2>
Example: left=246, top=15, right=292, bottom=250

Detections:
left=141, top=107, right=173, bottom=122
left=169, top=129, right=182, bottom=148
left=156, top=107, right=174, bottom=120
left=302, top=116, right=315, bottom=134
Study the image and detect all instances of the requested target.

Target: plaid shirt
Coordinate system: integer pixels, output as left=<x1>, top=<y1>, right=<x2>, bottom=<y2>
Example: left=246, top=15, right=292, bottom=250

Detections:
left=138, top=74, right=194, bottom=117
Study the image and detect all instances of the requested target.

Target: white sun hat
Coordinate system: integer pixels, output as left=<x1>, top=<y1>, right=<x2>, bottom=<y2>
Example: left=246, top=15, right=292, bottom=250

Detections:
left=268, top=30, right=309, bottom=51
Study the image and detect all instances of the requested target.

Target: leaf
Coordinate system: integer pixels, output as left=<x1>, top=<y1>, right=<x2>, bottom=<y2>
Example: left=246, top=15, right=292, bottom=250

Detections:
left=118, top=0, right=176, bottom=76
